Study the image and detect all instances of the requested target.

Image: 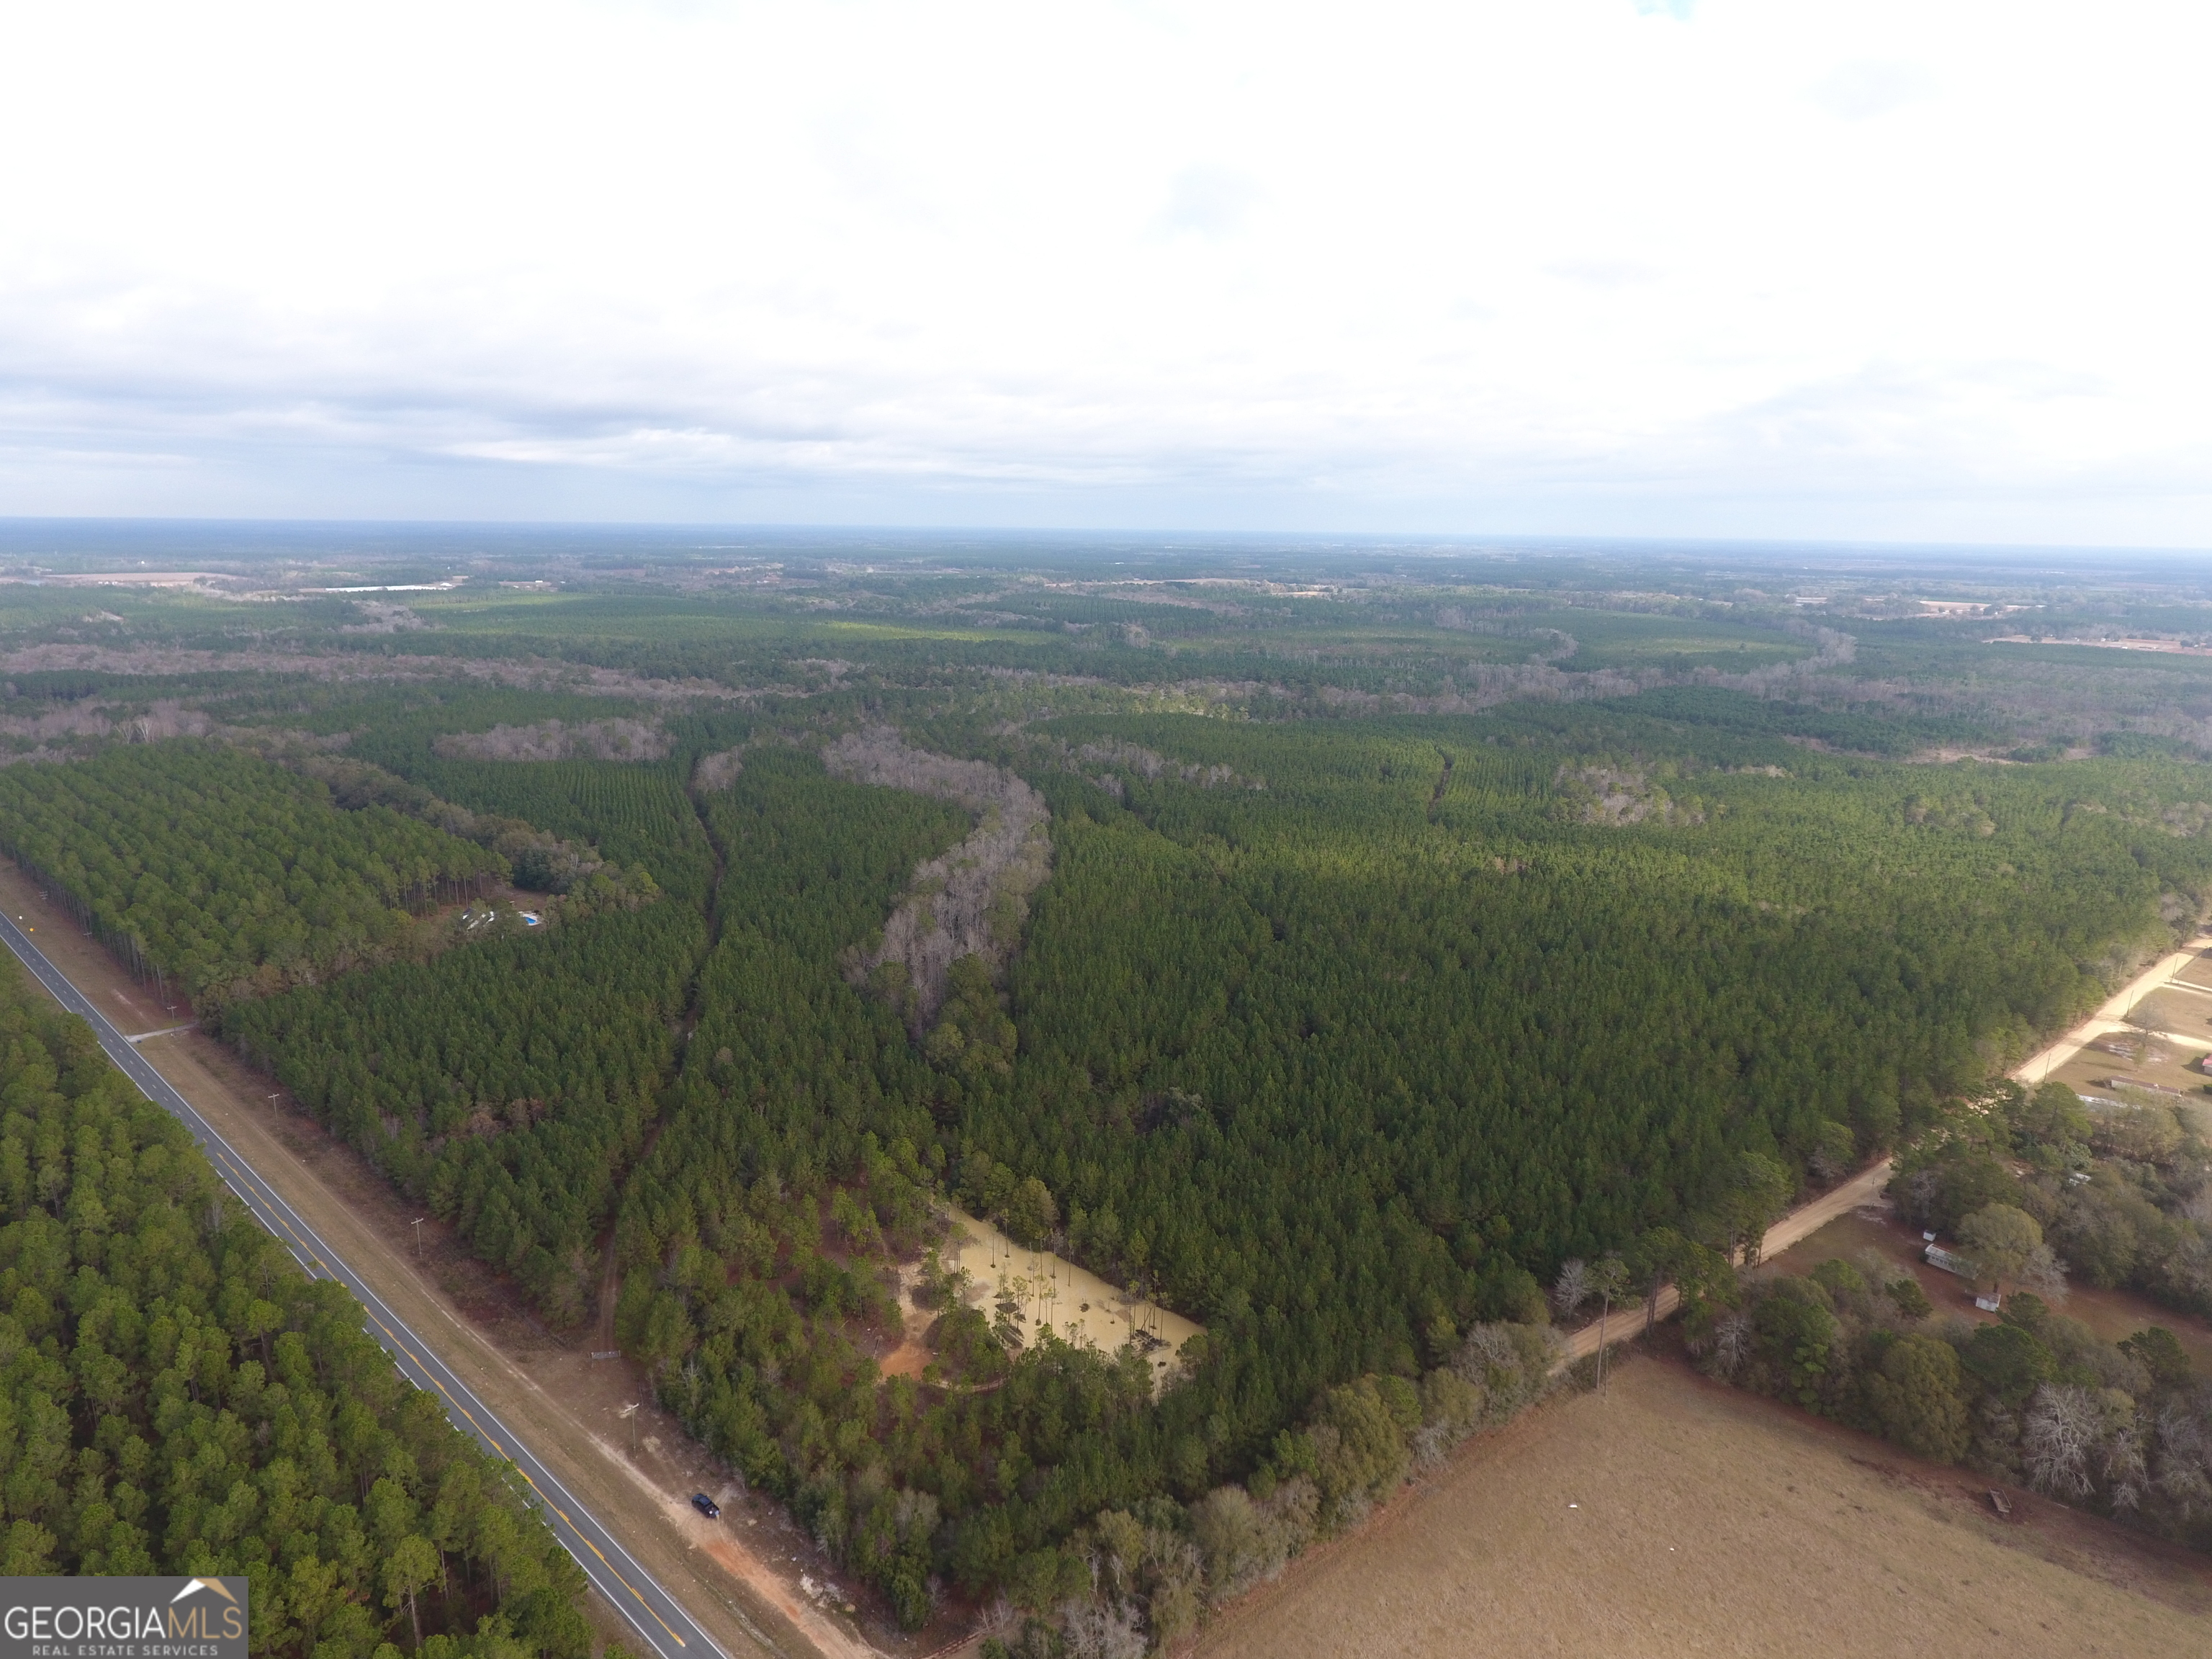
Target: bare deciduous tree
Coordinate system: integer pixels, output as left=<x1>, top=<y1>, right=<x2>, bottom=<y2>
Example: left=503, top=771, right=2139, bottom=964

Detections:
left=826, top=727, right=1053, bottom=1029
left=1707, top=1310, right=1754, bottom=1379
left=1553, top=1258, right=1591, bottom=1321
left=1059, top=1596, right=1146, bottom=1659
left=2103, top=1421, right=2148, bottom=1516
left=2023, top=1385, right=2098, bottom=1500
left=2020, top=1241, right=2069, bottom=1302
left=2154, top=1400, right=2212, bottom=1519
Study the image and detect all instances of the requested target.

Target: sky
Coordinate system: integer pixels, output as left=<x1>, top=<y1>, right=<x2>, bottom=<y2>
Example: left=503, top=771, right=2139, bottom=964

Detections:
left=1, top=1, right=2208, bottom=544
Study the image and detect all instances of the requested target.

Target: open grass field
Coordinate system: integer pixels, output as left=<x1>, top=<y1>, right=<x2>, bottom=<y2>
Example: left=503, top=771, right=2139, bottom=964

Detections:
left=1193, top=1352, right=2212, bottom=1659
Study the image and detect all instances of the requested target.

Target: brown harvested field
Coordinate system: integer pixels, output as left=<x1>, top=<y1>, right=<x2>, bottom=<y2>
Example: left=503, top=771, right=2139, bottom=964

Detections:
left=1194, top=1352, right=2212, bottom=1659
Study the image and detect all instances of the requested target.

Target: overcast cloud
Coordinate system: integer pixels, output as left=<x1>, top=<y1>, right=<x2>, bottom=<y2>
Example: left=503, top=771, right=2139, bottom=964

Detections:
left=0, top=0, right=2206, bottom=541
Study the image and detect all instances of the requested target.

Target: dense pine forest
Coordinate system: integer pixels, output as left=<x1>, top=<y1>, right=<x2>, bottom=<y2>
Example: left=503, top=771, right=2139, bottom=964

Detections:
left=222, top=900, right=703, bottom=1323
left=0, top=956, right=590, bottom=1658
left=949, top=716, right=2210, bottom=1416
left=0, top=744, right=499, bottom=1006
left=1, top=535, right=2210, bottom=1647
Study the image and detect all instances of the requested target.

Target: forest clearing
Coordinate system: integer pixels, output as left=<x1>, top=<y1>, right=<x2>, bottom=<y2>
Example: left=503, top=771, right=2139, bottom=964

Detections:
left=934, top=1208, right=1202, bottom=1388
left=2032, top=945, right=2212, bottom=1143
left=1194, top=1352, right=2212, bottom=1659
left=2015, top=936, right=2212, bottom=1088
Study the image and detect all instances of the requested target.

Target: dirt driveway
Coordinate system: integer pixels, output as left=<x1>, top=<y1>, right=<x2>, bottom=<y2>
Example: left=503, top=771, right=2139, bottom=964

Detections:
left=1557, top=1160, right=1894, bottom=1364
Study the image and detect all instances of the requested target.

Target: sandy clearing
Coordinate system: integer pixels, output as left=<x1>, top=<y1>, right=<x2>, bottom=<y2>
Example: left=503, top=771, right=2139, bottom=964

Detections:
left=939, top=1208, right=1202, bottom=1388
left=877, top=1338, right=930, bottom=1380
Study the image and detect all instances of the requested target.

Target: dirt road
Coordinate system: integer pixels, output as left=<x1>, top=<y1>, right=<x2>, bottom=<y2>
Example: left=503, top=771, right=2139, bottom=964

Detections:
left=2015, top=935, right=2212, bottom=1084
left=1557, top=933, right=2212, bottom=1367
left=1557, top=1159, right=1894, bottom=1364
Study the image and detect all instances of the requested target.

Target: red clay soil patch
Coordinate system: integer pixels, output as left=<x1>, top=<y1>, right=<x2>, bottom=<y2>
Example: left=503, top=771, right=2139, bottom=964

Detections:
left=878, top=1339, right=930, bottom=1380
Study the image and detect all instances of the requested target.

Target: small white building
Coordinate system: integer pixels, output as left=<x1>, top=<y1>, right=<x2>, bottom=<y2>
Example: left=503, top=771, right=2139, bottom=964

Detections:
left=1923, top=1244, right=1977, bottom=1277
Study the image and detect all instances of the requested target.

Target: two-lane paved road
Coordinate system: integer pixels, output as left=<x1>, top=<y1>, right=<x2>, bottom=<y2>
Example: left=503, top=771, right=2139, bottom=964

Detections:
left=0, top=912, right=731, bottom=1659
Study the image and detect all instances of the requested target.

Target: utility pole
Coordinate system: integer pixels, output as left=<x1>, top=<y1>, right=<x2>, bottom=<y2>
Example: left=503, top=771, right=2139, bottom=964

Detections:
left=412, top=1218, right=426, bottom=1261
left=620, top=1402, right=640, bottom=1453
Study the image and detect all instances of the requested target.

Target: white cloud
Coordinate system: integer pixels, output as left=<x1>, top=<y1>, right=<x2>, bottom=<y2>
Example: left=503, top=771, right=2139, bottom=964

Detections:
left=1545, top=259, right=1661, bottom=289
left=1159, top=167, right=1263, bottom=238
left=1806, top=59, right=1938, bottom=121
left=0, top=0, right=2206, bottom=541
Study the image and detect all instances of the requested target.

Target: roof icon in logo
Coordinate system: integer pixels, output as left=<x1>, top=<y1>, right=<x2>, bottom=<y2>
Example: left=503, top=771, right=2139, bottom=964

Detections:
left=170, top=1581, right=239, bottom=1606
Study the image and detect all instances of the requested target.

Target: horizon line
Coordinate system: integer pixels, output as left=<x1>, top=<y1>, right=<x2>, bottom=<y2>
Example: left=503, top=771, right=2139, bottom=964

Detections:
left=0, top=514, right=2206, bottom=563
